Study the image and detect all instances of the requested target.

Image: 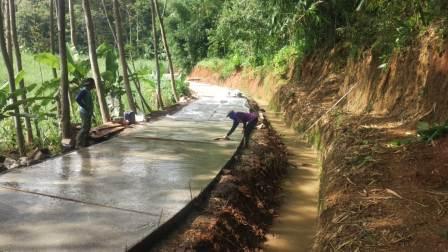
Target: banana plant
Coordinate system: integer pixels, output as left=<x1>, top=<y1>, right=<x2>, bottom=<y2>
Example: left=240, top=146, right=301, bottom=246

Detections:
left=97, top=43, right=124, bottom=96
left=97, top=42, right=126, bottom=115
left=0, top=71, right=52, bottom=121
left=34, top=45, right=92, bottom=120
left=34, top=45, right=90, bottom=89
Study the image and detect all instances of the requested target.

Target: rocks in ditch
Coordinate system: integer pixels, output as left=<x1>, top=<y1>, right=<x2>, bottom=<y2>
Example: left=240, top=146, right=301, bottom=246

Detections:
left=30, top=148, right=51, bottom=162
left=61, top=138, right=75, bottom=152
left=19, top=157, right=29, bottom=166
left=4, top=158, right=19, bottom=170
left=0, top=148, right=51, bottom=171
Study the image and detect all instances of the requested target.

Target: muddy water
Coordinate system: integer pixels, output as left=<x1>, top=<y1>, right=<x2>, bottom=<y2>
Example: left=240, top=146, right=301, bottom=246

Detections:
left=0, top=82, right=248, bottom=251
left=260, top=103, right=320, bottom=252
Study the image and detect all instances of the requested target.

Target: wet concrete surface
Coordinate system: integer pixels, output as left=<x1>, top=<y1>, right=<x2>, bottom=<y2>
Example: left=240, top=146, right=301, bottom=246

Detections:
left=0, top=82, right=248, bottom=251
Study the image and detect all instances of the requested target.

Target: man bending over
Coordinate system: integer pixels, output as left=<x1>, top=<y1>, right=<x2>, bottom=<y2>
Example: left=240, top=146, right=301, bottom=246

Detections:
left=224, top=110, right=258, bottom=147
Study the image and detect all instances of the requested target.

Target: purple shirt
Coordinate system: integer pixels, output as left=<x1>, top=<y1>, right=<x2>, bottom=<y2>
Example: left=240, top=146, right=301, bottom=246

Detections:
left=226, top=111, right=258, bottom=136
left=230, top=112, right=258, bottom=123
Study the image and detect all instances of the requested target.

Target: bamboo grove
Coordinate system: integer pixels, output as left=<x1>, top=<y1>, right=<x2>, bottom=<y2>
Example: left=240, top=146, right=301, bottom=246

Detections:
left=0, top=0, right=183, bottom=155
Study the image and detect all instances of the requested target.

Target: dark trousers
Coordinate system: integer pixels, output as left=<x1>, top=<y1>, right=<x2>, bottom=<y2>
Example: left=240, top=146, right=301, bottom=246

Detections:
left=76, top=112, right=92, bottom=147
left=243, top=118, right=258, bottom=147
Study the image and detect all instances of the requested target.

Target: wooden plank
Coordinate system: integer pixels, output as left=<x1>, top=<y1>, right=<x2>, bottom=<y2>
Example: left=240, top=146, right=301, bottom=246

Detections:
left=90, top=126, right=125, bottom=139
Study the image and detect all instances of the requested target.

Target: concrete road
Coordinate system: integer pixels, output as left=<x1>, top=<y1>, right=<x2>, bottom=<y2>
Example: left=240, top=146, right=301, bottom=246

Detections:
left=0, top=82, right=248, bottom=251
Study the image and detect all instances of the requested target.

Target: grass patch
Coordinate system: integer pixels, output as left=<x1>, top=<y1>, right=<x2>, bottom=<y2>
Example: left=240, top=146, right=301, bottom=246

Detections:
left=197, top=57, right=241, bottom=80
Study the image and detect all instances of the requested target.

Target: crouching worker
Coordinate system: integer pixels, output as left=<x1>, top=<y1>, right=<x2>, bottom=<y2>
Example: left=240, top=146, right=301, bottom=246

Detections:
left=224, top=110, right=258, bottom=147
left=76, top=78, right=95, bottom=148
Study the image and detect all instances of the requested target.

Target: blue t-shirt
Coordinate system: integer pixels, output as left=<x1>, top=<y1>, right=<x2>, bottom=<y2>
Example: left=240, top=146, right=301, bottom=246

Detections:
left=76, top=87, right=93, bottom=115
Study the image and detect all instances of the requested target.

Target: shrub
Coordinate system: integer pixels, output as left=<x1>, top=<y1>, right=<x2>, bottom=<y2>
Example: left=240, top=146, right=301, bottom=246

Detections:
left=272, top=45, right=300, bottom=77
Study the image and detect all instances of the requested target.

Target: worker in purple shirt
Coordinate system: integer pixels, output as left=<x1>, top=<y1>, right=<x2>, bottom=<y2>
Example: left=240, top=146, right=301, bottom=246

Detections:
left=224, top=110, right=258, bottom=147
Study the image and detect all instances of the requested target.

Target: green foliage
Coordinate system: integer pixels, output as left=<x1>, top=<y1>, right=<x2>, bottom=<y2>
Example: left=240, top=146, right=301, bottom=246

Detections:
left=0, top=71, right=50, bottom=121
left=272, top=45, right=300, bottom=76
left=166, top=0, right=448, bottom=75
left=417, top=121, right=448, bottom=143
left=16, top=0, right=52, bottom=52
left=387, top=138, right=414, bottom=148
left=34, top=45, right=90, bottom=86
left=34, top=53, right=60, bottom=69
left=0, top=119, right=15, bottom=151
left=197, top=57, right=240, bottom=80
left=165, top=0, right=223, bottom=71
left=0, top=73, right=54, bottom=153
left=6, top=0, right=448, bottom=155
left=175, top=74, right=190, bottom=98
left=97, top=43, right=125, bottom=100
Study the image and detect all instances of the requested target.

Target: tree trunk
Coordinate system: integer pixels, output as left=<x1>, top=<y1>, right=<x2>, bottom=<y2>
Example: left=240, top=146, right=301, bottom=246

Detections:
left=113, top=0, right=136, bottom=113
left=0, top=5, right=26, bottom=156
left=150, top=0, right=163, bottom=109
left=162, top=0, right=167, bottom=17
left=68, top=0, right=77, bottom=48
left=50, top=0, right=58, bottom=78
left=101, top=0, right=117, bottom=44
left=4, top=0, right=13, bottom=63
left=57, top=0, right=71, bottom=140
left=130, top=57, right=151, bottom=112
left=127, top=8, right=132, bottom=48
left=9, top=0, right=34, bottom=144
left=103, top=0, right=149, bottom=112
left=34, top=120, right=42, bottom=148
left=153, top=0, right=179, bottom=102
left=50, top=0, right=61, bottom=120
left=136, top=12, right=139, bottom=49
left=82, top=0, right=110, bottom=123
left=416, top=1, right=427, bottom=26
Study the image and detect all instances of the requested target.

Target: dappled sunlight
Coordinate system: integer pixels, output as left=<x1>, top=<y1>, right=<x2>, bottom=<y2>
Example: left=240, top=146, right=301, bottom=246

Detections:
left=361, top=121, right=406, bottom=130
left=191, top=173, right=216, bottom=182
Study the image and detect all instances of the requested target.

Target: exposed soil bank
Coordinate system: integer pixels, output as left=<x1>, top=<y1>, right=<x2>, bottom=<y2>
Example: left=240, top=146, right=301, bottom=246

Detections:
left=151, top=113, right=288, bottom=251
left=189, top=29, right=448, bottom=251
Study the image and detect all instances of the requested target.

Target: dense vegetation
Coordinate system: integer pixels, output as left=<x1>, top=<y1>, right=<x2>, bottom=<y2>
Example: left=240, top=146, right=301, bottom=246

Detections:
left=166, top=0, right=448, bottom=72
left=1, top=0, right=448, bottom=156
left=0, top=0, right=188, bottom=155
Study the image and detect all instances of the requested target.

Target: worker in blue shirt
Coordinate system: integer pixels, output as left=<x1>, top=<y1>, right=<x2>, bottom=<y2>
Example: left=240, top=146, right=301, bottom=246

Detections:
left=75, top=78, right=95, bottom=148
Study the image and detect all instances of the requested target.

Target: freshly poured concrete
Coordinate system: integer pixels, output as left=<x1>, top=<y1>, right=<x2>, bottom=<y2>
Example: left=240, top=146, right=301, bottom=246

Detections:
left=0, top=82, right=248, bottom=251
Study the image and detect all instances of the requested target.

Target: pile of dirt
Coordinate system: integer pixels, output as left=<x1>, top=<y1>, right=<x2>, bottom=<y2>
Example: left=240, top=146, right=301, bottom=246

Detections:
left=151, top=116, right=288, bottom=251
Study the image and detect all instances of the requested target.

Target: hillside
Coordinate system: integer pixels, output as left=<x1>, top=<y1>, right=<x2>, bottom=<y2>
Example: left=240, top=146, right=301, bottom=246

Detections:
left=190, top=27, right=448, bottom=250
left=1, top=0, right=448, bottom=250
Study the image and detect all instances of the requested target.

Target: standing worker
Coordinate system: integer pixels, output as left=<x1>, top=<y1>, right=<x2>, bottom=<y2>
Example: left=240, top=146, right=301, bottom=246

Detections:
left=76, top=78, right=95, bottom=148
left=224, top=110, right=258, bottom=147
